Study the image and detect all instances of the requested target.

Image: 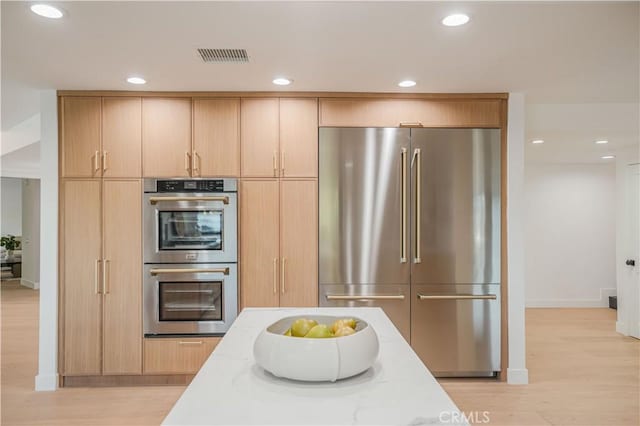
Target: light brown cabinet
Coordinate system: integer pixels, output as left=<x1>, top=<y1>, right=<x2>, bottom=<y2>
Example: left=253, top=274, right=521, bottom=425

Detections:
left=240, top=179, right=318, bottom=308
left=142, top=98, right=192, bottom=177
left=61, top=179, right=142, bottom=376
left=143, top=337, right=220, bottom=375
left=241, top=98, right=318, bottom=178
left=193, top=98, right=241, bottom=177
left=61, top=96, right=142, bottom=178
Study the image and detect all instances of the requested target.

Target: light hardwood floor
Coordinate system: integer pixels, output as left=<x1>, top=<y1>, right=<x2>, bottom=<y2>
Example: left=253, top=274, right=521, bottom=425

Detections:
left=2, top=283, right=638, bottom=425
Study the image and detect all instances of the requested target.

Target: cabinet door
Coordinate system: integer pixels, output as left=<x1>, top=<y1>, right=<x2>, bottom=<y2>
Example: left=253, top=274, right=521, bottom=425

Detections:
left=240, top=180, right=280, bottom=307
left=102, top=180, right=142, bottom=375
left=143, top=337, right=219, bottom=374
left=142, top=98, right=192, bottom=177
left=279, top=180, right=318, bottom=307
left=279, top=98, right=318, bottom=178
left=62, top=180, right=102, bottom=375
left=102, top=97, right=142, bottom=178
left=193, top=98, right=240, bottom=177
left=62, top=97, right=102, bottom=177
left=240, top=98, right=279, bottom=177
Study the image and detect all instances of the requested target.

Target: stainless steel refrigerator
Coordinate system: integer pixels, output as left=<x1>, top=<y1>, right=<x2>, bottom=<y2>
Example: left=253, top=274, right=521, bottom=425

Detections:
left=319, top=127, right=501, bottom=377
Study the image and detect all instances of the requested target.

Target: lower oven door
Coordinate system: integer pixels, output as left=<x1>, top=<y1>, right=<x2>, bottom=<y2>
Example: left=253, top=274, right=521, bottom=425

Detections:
left=144, top=264, right=238, bottom=335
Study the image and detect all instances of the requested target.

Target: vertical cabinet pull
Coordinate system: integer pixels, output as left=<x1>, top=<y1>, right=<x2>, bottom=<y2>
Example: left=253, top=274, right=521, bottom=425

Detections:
left=103, top=259, right=110, bottom=294
left=281, top=257, right=286, bottom=294
left=93, top=151, right=100, bottom=174
left=400, top=148, right=407, bottom=263
left=94, top=259, right=102, bottom=294
left=413, top=148, right=422, bottom=264
left=273, top=258, right=278, bottom=294
left=272, top=151, right=278, bottom=177
left=185, top=152, right=191, bottom=174
left=281, top=151, right=286, bottom=176
left=102, top=151, right=109, bottom=173
left=192, top=151, right=200, bottom=175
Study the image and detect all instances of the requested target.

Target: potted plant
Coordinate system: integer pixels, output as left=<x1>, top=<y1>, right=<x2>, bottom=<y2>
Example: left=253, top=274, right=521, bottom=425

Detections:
left=1, top=235, right=20, bottom=257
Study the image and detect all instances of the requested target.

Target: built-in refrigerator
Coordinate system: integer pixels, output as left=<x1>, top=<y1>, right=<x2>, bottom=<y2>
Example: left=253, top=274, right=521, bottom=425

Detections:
left=319, top=127, right=501, bottom=377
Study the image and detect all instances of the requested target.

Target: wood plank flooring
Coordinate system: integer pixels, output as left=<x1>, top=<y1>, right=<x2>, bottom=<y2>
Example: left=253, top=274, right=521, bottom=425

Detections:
left=2, top=282, right=638, bottom=425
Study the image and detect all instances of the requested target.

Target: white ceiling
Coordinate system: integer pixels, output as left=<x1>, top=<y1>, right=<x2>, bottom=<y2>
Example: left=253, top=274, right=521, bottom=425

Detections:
left=1, top=1, right=638, bottom=164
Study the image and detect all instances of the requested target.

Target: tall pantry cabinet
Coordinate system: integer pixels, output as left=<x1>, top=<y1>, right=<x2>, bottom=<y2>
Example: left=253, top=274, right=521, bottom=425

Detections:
left=240, top=98, right=319, bottom=308
left=60, top=96, right=142, bottom=376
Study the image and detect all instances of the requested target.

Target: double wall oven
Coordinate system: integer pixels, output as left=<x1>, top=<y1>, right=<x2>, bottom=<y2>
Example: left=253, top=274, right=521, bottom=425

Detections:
left=143, top=178, right=238, bottom=336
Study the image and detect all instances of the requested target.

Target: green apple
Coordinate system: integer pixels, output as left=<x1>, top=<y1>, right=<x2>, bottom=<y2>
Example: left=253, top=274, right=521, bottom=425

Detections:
left=331, top=318, right=357, bottom=333
left=283, top=328, right=292, bottom=336
left=304, top=324, right=334, bottom=338
left=291, top=318, right=318, bottom=337
left=334, top=326, right=356, bottom=337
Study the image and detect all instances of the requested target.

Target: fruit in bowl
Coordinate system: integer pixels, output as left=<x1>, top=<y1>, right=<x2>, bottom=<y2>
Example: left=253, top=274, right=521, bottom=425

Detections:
left=283, top=317, right=359, bottom=338
left=290, top=318, right=318, bottom=337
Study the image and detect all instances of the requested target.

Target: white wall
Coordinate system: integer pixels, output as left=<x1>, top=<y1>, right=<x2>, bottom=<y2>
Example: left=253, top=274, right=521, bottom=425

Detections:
left=1, top=177, right=22, bottom=237
left=524, top=163, right=617, bottom=307
left=21, top=179, right=40, bottom=289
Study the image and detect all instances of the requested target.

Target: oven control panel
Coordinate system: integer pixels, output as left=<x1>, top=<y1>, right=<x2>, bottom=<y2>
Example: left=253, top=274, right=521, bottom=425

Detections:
left=157, top=180, right=224, bottom=193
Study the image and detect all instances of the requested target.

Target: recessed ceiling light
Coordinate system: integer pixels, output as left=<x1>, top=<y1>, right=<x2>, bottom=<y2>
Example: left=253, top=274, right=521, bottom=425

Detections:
left=398, top=80, right=417, bottom=88
left=126, top=77, right=146, bottom=85
left=272, top=78, right=292, bottom=86
left=442, top=13, right=470, bottom=27
left=30, top=4, right=64, bottom=19
left=601, top=155, right=615, bottom=159
left=531, top=139, right=545, bottom=144
left=595, top=140, right=609, bottom=144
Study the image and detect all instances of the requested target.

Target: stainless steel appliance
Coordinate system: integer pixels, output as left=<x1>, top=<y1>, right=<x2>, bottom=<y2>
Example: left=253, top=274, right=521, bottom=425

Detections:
left=319, top=128, right=501, bottom=377
left=143, top=178, right=238, bottom=336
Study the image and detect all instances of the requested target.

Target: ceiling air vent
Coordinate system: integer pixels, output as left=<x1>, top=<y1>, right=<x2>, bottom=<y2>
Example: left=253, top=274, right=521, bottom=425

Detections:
left=197, top=48, right=249, bottom=63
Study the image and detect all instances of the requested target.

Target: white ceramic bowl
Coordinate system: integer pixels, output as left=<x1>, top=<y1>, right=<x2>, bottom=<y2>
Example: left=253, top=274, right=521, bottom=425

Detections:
left=253, top=315, right=379, bottom=382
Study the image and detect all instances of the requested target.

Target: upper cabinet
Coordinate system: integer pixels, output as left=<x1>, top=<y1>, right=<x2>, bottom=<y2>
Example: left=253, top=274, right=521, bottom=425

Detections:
left=241, top=98, right=280, bottom=177
left=240, top=98, right=318, bottom=178
left=279, top=98, right=318, bottom=178
left=61, top=96, right=143, bottom=178
left=318, top=98, right=502, bottom=128
left=102, top=97, right=142, bottom=178
left=193, top=98, right=240, bottom=177
left=142, top=98, right=192, bottom=178
left=61, top=97, right=102, bottom=177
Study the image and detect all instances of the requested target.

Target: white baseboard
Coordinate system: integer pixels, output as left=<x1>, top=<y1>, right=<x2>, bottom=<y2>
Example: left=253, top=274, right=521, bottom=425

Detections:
left=20, top=279, right=40, bottom=290
left=35, top=373, right=58, bottom=391
left=526, top=288, right=616, bottom=308
left=616, top=321, right=628, bottom=335
left=507, top=368, right=529, bottom=384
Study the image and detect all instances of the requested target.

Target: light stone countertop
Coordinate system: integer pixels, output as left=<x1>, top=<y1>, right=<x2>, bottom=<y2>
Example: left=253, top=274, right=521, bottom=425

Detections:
left=162, top=307, right=466, bottom=426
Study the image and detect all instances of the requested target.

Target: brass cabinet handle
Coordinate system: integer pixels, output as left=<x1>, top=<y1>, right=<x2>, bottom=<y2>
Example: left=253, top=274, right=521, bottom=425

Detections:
left=399, top=122, right=423, bottom=127
left=150, top=267, right=230, bottom=275
left=273, top=258, right=278, bottom=294
left=102, top=151, right=109, bottom=173
left=272, top=151, right=278, bottom=177
left=281, top=257, right=286, bottom=294
left=185, top=152, right=191, bottom=174
left=413, top=148, right=422, bottom=264
left=192, top=151, right=200, bottom=175
left=93, top=151, right=101, bottom=174
left=94, top=259, right=102, bottom=294
left=417, top=294, right=497, bottom=300
left=103, top=259, right=110, bottom=295
left=325, top=294, right=405, bottom=301
left=179, top=341, right=203, bottom=345
left=149, top=196, right=229, bottom=205
left=400, top=147, right=407, bottom=263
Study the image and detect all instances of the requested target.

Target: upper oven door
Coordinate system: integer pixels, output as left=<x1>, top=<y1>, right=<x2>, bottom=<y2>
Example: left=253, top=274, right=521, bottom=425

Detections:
left=143, top=192, right=237, bottom=263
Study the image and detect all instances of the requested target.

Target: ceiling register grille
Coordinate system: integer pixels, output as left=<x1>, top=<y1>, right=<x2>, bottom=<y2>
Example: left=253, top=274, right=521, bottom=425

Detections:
left=197, top=48, right=249, bottom=63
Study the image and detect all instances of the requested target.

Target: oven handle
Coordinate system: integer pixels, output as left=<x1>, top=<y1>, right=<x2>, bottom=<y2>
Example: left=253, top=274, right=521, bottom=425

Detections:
left=150, top=267, right=230, bottom=276
left=148, top=196, right=229, bottom=205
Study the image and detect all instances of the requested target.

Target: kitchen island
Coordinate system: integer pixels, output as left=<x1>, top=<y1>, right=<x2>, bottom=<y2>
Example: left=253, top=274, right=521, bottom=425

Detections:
left=162, top=307, right=465, bottom=425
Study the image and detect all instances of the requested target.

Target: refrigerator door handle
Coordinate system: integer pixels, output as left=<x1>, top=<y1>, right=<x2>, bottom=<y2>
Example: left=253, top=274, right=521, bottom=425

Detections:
left=417, top=294, right=497, bottom=300
left=400, top=147, right=408, bottom=263
left=412, top=148, right=422, bottom=263
left=326, top=294, right=406, bottom=301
